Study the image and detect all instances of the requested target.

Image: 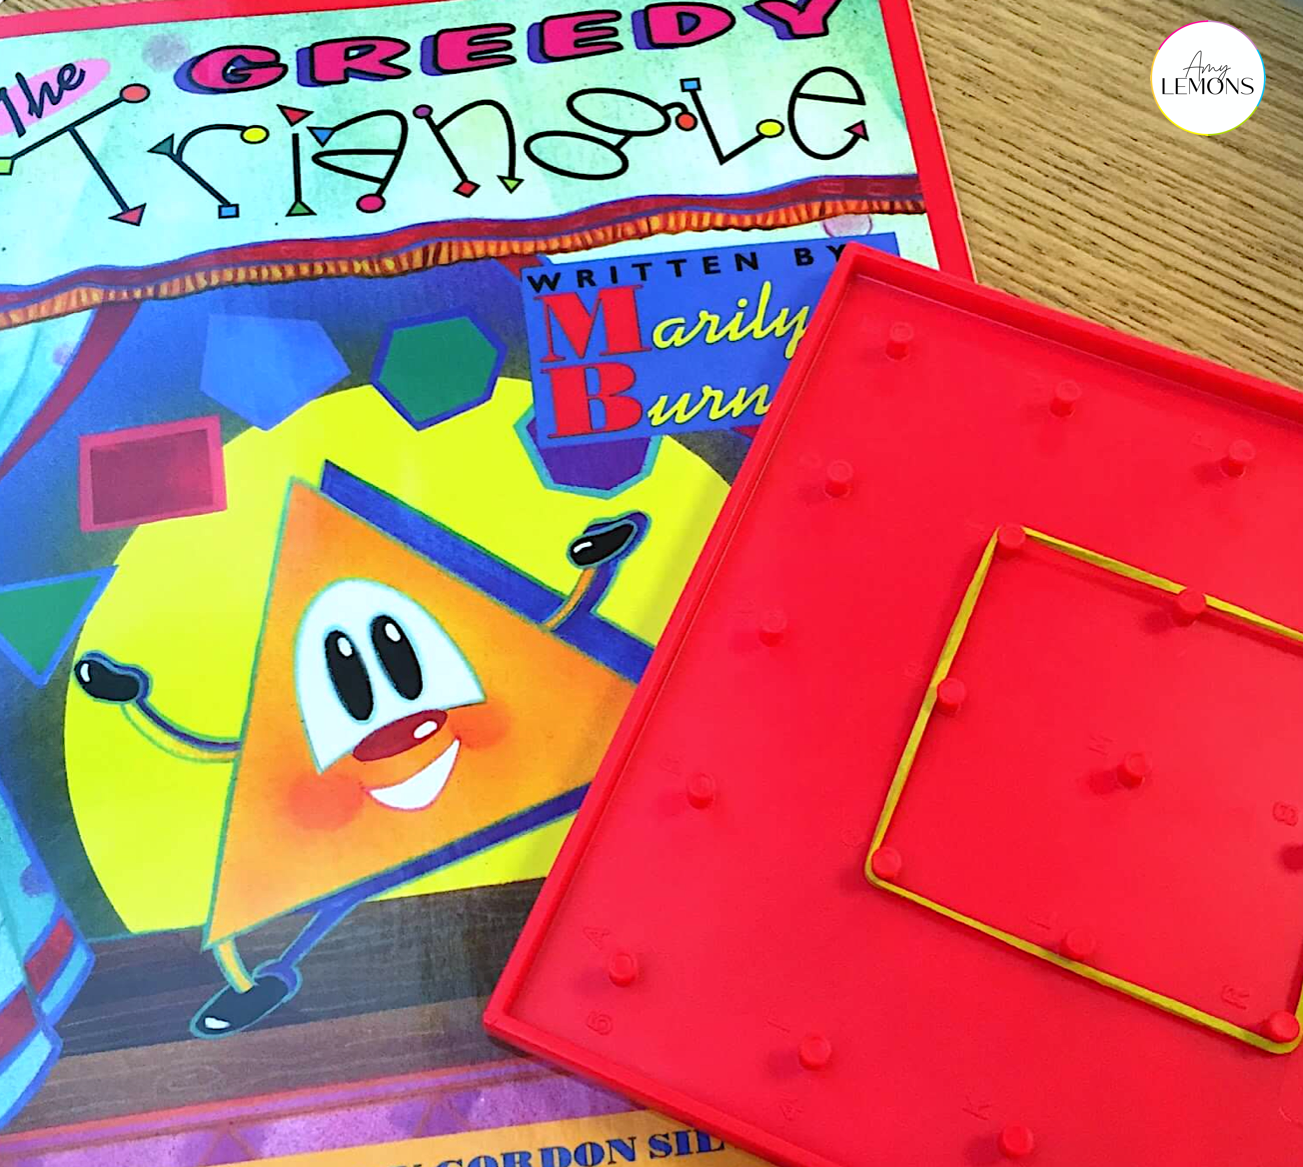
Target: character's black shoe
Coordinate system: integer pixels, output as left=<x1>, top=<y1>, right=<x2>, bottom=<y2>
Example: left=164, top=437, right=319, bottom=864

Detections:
left=190, top=970, right=297, bottom=1038
left=74, top=653, right=150, bottom=703
left=567, top=512, right=649, bottom=569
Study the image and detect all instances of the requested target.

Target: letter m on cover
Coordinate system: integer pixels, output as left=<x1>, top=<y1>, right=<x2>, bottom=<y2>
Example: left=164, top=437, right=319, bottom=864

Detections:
left=536, top=286, right=647, bottom=362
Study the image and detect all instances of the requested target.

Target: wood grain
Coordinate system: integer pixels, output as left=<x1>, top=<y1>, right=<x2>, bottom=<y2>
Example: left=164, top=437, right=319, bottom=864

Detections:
left=0, top=0, right=1299, bottom=387
left=911, top=0, right=1303, bottom=389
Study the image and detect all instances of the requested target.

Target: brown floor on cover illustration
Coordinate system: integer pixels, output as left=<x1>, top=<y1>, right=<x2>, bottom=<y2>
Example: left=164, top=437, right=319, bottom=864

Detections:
left=4, top=881, right=541, bottom=1130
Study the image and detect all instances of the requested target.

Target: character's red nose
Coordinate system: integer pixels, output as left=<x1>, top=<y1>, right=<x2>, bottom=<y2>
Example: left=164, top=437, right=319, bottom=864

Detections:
left=353, top=710, right=447, bottom=762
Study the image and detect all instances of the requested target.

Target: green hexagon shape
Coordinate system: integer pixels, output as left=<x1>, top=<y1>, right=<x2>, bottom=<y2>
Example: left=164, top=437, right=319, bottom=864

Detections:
left=373, top=313, right=506, bottom=430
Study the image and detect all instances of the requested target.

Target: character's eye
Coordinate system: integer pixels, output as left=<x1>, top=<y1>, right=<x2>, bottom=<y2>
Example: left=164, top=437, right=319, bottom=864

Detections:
left=324, top=630, right=373, bottom=721
left=371, top=615, right=422, bottom=700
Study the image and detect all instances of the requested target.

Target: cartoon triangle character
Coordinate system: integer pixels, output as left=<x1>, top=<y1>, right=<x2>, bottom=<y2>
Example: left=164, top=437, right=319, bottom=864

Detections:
left=75, top=471, right=648, bottom=1036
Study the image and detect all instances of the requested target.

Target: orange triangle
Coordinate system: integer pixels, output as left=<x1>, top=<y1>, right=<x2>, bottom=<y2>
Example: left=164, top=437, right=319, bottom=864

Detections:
left=205, top=482, right=633, bottom=943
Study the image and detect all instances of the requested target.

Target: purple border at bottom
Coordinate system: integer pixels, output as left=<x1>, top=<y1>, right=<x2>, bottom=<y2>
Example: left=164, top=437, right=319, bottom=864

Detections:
left=0, top=1056, right=638, bottom=1167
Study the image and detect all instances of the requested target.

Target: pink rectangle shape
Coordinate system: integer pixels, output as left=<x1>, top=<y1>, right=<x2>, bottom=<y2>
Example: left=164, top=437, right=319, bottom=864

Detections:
left=78, top=417, right=226, bottom=533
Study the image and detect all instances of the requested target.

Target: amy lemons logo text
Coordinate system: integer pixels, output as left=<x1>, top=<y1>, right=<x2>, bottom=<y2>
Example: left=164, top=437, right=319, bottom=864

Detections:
left=1152, top=22, right=1264, bottom=135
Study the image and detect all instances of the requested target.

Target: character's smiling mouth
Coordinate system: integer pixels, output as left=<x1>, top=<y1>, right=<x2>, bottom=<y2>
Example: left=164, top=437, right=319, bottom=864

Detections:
left=367, top=737, right=460, bottom=811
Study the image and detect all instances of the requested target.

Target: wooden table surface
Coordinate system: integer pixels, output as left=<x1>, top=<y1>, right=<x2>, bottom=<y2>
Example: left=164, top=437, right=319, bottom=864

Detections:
left=2, top=0, right=1301, bottom=390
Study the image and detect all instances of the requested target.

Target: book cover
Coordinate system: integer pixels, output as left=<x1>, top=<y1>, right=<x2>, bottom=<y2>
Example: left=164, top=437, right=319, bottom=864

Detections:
left=0, top=0, right=968, bottom=1160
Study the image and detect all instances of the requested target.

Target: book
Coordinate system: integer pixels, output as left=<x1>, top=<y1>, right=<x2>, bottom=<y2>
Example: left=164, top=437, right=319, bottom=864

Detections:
left=0, top=0, right=968, bottom=1161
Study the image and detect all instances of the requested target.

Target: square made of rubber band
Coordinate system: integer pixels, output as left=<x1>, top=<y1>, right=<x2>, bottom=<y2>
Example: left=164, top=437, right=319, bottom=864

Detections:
left=866, top=526, right=1303, bottom=1053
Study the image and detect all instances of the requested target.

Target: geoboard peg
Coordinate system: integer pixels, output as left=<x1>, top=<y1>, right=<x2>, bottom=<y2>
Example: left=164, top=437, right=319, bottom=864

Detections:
left=1060, top=927, right=1097, bottom=963
left=798, top=1033, right=832, bottom=1070
left=686, top=771, right=717, bottom=809
left=885, top=322, right=914, bottom=359
left=998, top=1123, right=1036, bottom=1159
left=869, top=846, right=902, bottom=882
left=1117, top=752, right=1151, bottom=789
left=935, top=676, right=966, bottom=714
left=995, top=524, right=1027, bottom=557
left=758, top=610, right=788, bottom=646
left=1050, top=380, right=1081, bottom=417
left=1222, top=439, right=1255, bottom=477
left=607, top=951, right=639, bottom=987
left=1263, top=1011, right=1300, bottom=1044
left=824, top=460, right=854, bottom=498
left=1172, top=587, right=1207, bottom=625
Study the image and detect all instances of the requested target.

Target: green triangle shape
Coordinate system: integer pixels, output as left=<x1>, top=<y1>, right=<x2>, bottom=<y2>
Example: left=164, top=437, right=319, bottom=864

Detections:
left=498, top=175, right=523, bottom=193
left=0, top=572, right=110, bottom=681
left=286, top=200, right=316, bottom=217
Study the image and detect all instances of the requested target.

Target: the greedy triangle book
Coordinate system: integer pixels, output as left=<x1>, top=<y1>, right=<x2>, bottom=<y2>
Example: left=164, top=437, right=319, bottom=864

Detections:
left=0, top=0, right=969, bottom=1159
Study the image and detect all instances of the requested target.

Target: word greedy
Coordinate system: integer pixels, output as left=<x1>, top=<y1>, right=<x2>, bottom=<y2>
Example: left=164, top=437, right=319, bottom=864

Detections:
left=179, top=0, right=839, bottom=91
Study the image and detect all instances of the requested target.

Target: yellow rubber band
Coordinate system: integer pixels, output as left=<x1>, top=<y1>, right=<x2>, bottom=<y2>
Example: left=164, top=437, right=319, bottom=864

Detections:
left=869, top=529, right=998, bottom=857
left=865, top=525, right=1303, bottom=1055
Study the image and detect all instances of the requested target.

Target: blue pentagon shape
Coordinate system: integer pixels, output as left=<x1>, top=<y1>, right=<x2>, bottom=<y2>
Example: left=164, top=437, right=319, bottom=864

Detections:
left=200, top=315, right=347, bottom=429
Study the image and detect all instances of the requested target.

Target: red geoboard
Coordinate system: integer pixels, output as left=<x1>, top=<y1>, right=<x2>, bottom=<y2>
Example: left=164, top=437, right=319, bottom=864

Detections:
left=487, top=244, right=1303, bottom=1167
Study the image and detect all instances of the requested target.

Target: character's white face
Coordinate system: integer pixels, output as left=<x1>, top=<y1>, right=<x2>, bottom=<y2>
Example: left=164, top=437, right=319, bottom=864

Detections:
left=293, top=580, right=485, bottom=800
